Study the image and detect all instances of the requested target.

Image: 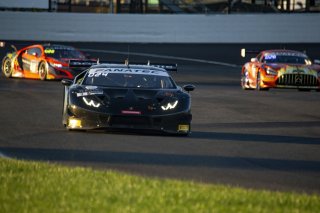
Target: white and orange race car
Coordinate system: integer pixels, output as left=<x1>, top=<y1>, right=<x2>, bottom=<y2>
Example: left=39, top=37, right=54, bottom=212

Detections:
left=241, top=49, right=320, bottom=91
left=1, top=43, right=94, bottom=80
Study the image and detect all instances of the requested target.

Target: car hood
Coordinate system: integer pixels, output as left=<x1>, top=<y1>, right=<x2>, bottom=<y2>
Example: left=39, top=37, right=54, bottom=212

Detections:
left=70, top=85, right=189, bottom=115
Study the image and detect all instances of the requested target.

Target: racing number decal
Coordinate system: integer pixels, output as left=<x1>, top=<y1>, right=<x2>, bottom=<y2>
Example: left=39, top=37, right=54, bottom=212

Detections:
left=44, top=49, right=55, bottom=54
left=88, top=70, right=109, bottom=78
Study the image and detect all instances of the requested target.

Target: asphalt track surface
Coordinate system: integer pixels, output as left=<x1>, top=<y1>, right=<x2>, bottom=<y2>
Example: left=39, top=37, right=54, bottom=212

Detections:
left=1, top=42, right=320, bottom=194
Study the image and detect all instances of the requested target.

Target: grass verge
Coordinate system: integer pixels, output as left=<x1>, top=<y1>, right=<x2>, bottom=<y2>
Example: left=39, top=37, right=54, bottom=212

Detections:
left=0, top=158, right=319, bottom=213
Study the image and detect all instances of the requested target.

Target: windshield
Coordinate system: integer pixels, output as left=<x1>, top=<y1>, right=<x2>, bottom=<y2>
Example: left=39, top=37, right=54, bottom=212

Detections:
left=83, top=72, right=176, bottom=89
left=44, top=47, right=86, bottom=59
left=263, top=53, right=311, bottom=65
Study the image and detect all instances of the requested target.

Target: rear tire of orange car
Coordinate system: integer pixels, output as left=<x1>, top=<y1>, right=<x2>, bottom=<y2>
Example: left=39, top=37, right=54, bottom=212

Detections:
left=38, top=61, right=48, bottom=81
left=2, top=57, right=12, bottom=78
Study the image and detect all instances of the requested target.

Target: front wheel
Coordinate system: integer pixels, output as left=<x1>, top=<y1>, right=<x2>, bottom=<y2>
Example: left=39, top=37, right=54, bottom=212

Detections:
left=256, top=72, right=269, bottom=91
left=2, top=57, right=12, bottom=78
left=256, top=72, right=262, bottom=90
left=38, top=61, right=48, bottom=80
left=241, top=70, right=249, bottom=90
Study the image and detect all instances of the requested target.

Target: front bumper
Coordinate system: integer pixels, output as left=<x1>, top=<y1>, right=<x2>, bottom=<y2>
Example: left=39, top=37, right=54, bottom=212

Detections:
left=65, top=107, right=192, bottom=135
left=261, top=74, right=320, bottom=89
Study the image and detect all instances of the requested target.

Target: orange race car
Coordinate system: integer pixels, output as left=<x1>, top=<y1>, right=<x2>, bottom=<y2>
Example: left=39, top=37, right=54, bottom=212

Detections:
left=241, top=49, right=320, bottom=91
left=1, top=43, right=95, bottom=80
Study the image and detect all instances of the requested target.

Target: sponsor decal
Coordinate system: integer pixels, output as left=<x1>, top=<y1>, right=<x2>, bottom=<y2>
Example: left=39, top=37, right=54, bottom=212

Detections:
left=76, top=90, right=103, bottom=97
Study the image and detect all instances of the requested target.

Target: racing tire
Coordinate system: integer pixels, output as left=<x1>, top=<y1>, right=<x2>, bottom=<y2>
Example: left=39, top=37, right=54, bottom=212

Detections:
left=256, top=72, right=269, bottom=91
left=241, top=70, right=249, bottom=90
left=2, top=57, right=12, bottom=78
left=38, top=61, right=48, bottom=81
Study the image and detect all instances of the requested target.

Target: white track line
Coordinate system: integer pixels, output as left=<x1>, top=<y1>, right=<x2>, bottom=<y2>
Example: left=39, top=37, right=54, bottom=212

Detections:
left=80, top=48, right=240, bottom=68
left=0, top=151, right=10, bottom=159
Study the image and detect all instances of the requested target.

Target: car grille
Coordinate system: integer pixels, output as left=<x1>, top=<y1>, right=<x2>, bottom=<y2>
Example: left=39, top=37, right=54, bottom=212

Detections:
left=276, top=74, right=318, bottom=86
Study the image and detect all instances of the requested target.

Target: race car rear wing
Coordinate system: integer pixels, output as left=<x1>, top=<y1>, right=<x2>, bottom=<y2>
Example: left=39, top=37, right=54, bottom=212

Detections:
left=69, top=60, right=178, bottom=72
left=69, top=60, right=97, bottom=68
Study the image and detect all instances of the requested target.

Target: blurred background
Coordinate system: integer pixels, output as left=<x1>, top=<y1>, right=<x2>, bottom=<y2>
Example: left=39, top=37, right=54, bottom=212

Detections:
left=1, top=0, right=319, bottom=14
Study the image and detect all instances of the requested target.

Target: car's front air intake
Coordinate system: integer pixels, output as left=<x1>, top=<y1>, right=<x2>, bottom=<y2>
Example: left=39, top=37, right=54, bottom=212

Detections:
left=276, top=74, right=318, bottom=86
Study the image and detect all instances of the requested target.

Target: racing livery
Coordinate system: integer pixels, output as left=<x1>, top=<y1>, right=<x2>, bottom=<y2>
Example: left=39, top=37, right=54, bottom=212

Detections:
left=61, top=63, right=195, bottom=135
left=241, top=49, right=320, bottom=91
left=2, top=43, right=93, bottom=80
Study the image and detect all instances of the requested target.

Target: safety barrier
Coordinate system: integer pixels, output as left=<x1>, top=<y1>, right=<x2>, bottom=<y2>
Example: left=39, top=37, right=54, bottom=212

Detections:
left=0, top=12, right=319, bottom=43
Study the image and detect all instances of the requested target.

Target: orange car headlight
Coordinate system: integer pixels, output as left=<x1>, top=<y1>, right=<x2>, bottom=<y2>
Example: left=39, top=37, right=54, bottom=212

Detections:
left=266, top=67, right=277, bottom=76
left=49, top=62, right=63, bottom=68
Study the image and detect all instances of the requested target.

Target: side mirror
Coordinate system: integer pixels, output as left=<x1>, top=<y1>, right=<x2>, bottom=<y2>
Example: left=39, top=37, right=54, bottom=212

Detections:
left=183, top=84, right=195, bottom=92
left=61, top=79, right=73, bottom=86
left=251, top=58, right=258, bottom=63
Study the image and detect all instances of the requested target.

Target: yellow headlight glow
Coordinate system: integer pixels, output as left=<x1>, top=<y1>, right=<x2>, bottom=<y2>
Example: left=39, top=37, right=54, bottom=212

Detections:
left=68, top=118, right=82, bottom=129
left=178, top=125, right=189, bottom=132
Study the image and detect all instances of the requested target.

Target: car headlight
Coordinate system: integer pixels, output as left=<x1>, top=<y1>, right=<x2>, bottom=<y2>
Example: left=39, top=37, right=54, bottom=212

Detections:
left=82, top=97, right=100, bottom=108
left=266, top=67, right=277, bottom=76
left=161, top=100, right=178, bottom=111
left=68, top=118, right=82, bottom=128
left=49, top=62, right=63, bottom=68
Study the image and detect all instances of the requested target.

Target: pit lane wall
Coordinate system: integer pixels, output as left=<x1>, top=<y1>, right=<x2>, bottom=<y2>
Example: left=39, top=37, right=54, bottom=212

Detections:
left=0, top=12, right=319, bottom=43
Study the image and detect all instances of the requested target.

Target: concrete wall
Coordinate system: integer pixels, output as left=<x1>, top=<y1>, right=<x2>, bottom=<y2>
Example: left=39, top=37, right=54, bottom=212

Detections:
left=0, top=11, right=319, bottom=43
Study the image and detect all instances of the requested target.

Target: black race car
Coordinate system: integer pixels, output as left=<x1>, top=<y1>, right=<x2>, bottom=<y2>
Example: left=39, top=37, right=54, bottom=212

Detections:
left=61, top=62, right=195, bottom=135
